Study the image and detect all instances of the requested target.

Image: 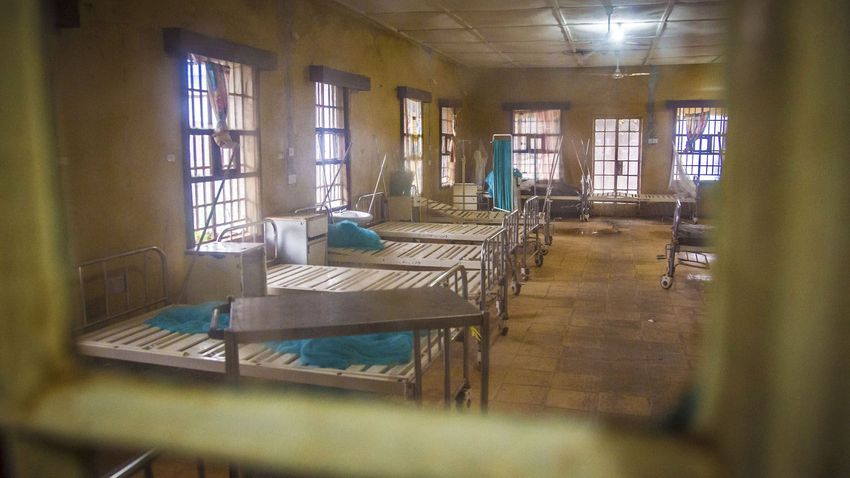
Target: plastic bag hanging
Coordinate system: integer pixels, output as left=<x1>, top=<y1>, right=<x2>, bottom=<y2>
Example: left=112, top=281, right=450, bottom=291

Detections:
left=193, top=54, right=238, bottom=150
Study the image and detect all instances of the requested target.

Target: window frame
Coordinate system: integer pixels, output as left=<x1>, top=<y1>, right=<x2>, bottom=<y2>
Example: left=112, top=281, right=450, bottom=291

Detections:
left=510, top=108, right=563, bottom=181
left=668, top=100, right=728, bottom=182
left=314, top=81, right=351, bottom=211
left=179, top=54, right=262, bottom=248
left=439, top=105, right=457, bottom=188
left=401, top=97, right=424, bottom=195
left=592, top=117, right=642, bottom=195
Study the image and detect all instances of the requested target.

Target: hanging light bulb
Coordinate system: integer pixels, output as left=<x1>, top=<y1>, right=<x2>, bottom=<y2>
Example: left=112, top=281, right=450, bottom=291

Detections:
left=611, top=22, right=625, bottom=43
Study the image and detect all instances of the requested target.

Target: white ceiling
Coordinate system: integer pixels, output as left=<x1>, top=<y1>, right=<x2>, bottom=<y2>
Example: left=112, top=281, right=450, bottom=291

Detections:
left=334, top=0, right=727, bottom=68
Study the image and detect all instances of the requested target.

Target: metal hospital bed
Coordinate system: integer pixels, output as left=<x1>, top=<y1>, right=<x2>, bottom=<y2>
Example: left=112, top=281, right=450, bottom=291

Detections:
left=326, top=227, right=511, bottom=334
left=75, top=246, right=478, bottom=400
left=418, top=194, right=555, bottom=248
left=365, top=194, right=544, bottom=292
left=658, top=199, right=714, bottom=289
left=368, top=215, right=527, bottom=296
left=551, top=191, right=696, bottom=221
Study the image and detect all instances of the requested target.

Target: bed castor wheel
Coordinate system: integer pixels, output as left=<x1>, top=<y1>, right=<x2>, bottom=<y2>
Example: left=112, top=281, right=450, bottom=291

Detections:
left=511, top=280, right=522, bottom=296
left=660, top=275, right=673, bottom=289
left=456, top=389, right=472, bottom=409
left=545, top=236, right=553, bottom=246
left=541, top=247, right=549, bottom=256
left=534, top=254, right=544, bottom=267
left=500, top=326, right=509, bottom=336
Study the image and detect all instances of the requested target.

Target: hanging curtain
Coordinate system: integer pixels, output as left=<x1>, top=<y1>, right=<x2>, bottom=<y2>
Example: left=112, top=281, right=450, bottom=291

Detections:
left=492, top=137, right=513, bottom=211
left=684, top=111, right=709, bottom=152
left=193, top=54, right=237, bottom=149
left=669, top=151, right=697, bottom=199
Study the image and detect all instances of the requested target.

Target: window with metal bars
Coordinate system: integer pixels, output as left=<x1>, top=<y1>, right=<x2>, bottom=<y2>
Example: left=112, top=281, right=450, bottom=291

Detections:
left=182, top=54, right=261, bottom=247
left=402, top=98, right=423, bottom=194
left=593, top=118, right=641, bottom=195
left=511, top=109, right=561, bottom=181
left=440, top=106, right=456, bottom=188
left=315, top=82, right=350, bottom=210
left=673, top=106, right=727, bottom=181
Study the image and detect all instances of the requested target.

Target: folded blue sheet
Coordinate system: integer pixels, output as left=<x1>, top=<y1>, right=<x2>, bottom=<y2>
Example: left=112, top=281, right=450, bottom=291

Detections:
left=328, top=220, right=384, bottom=250
left=265, top=333, right=413, bottom=369
left=146, top=302, right=229, bottom=333
left=147, top=303, right=412, bottom=370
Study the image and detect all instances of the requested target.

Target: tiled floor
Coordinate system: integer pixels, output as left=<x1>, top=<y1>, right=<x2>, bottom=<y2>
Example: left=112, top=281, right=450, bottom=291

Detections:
left=107, top=217, right=711, bottom=476
left=419, top=217, right=710, bottom=422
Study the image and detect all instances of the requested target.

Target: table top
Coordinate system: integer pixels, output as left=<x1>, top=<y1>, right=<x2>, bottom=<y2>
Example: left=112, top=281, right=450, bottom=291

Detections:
left=228, top=287, right=483, bottom=343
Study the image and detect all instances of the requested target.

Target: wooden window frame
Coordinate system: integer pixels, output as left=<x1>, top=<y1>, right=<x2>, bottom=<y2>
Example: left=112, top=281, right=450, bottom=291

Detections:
left=510, top=109, right=563, bottom=181
left=592, top=118, right=642, bottom=195
left=180, top=54, right=262, bottom=247
left=314, top=81, right=351, bottom=211
left=398, top=87, right=431, bottom=196
left=439, top=105, right=457, bottom=188
left=667, top=100, right=728, bottom=182
left=168, top=29, right=274, bottom=249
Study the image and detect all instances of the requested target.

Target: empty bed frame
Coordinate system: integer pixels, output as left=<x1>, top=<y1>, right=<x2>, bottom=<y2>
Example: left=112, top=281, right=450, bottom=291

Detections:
left=369, top=211, right=523, bottom=291
left=327, top=227, right=510, bottom=332
left=418, top=195, right=555, bottom=247
left=401, top=197, right=545, bottom=289
left=551, top=191, right=696, bottom=221
left=76, top=246, right=476, bottom=400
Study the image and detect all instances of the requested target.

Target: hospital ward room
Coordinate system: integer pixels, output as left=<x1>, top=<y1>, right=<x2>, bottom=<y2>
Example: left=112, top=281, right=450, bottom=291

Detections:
left=4, top=1, right=850, bottom=477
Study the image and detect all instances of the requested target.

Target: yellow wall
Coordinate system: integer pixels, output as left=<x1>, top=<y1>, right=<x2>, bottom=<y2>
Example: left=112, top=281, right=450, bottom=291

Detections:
left=51, top=0, right=724, bottom=307
left=52, top=0, right=469, bottom=306
left=464, top=64, right=726, bottom=193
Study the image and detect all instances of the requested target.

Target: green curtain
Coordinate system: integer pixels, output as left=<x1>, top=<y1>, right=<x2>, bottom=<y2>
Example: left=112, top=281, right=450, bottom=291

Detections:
left=492, top=138, right=513, bottom=211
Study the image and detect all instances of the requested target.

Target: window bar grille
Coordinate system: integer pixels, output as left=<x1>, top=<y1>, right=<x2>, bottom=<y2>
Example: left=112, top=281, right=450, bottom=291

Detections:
left=183, top=55, right=260, bottom=246
left=673, top=106, right=728, bottom=181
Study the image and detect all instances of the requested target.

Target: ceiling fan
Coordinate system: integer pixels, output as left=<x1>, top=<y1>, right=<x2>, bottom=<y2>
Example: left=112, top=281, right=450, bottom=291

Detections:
left=611, top=57, right=651, bottom=80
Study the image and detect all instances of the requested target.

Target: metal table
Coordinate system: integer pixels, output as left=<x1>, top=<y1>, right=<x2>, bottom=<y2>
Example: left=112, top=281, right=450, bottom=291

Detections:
left=215, top=288, right=489, bottom=410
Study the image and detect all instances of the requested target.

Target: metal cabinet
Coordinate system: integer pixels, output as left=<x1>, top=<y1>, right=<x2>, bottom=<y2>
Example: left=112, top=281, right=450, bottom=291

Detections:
left=268, top=214, right=328, bottom=265
left=185, top=242, right=267, bottom=303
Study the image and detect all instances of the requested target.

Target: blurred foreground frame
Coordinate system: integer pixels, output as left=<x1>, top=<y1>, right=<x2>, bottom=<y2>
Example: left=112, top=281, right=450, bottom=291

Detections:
left=2, top=1, right=849, bottom=477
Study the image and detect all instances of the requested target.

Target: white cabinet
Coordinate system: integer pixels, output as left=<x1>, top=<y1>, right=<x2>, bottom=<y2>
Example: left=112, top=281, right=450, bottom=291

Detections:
left=185, top=242, right=267, bottom=304
left=268, top=214, right=328, bottom=265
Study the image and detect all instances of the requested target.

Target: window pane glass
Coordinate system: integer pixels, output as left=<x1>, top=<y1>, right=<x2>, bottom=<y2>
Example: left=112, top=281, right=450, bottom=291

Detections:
left=510, top=109, right=561, bottom=180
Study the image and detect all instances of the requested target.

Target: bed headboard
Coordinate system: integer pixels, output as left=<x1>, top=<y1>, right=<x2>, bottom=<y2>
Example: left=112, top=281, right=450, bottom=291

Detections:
left=76, top=246, right=168, bottom=331
left=216, top=219, right=279, bottom=265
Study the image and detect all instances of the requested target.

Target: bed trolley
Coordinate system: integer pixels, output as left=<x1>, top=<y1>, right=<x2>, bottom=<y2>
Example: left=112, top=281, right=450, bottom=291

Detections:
left=512, top=196, right=545, bottom=284
left=659, top=199, right=713, bottom=289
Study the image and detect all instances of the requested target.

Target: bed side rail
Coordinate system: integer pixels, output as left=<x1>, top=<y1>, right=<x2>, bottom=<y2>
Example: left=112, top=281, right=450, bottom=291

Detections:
left=671, top=198, right=683, bottom=243
left=427, top=264, right=470, bottom=301
left=479, top=228, right=508, bottom=312
left=502, top=209, right=521, bottom=252
left=524, top=195, right=542, bottom=234
left=76, top=246, right=168, bottom=331
left=216, top=219, right=279, bottom=265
